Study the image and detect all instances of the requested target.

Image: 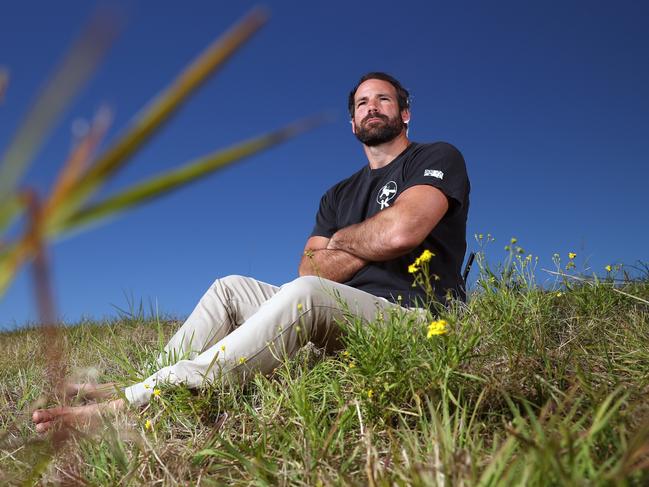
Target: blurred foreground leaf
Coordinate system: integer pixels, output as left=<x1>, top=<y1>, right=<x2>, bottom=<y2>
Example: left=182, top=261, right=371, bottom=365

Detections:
left=0, top=7, right=324, bottom=299
left=58, top=116, right=323, bottom=233
left=50, top=7, right=269, bottom=229
left=0, top=9, right=118, bottom=207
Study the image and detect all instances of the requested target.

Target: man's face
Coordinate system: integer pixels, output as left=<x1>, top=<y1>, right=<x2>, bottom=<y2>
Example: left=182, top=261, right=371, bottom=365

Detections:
left=351, top=79, right=409, bottom=146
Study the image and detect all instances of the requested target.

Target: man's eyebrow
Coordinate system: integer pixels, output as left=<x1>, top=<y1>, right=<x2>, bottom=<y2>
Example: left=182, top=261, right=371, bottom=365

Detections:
left=355, top=92, right=393, bottom=103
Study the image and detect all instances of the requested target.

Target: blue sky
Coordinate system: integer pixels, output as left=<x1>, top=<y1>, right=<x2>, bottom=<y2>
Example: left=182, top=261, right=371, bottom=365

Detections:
left=1, top=0, right=648, bottom=328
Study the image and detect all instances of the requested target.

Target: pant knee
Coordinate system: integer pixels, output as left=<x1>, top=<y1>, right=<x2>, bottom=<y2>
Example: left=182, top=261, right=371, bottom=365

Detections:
left=280, top=276, right=329, bottom=302
left=212, top=274, right=246, bottom=289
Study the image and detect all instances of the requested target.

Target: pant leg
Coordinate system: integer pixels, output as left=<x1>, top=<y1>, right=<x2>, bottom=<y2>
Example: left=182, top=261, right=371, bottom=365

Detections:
left=157, top=275, right=279, bottom=364
left=125, top=276, right=413, bottom=406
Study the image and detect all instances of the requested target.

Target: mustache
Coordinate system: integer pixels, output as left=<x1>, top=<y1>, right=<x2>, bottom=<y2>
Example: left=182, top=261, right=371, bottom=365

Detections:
left=361, top=112, right=389, bottom=124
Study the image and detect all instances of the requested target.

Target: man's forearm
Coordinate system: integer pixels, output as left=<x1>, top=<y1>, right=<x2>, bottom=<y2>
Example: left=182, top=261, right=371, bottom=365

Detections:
left=298, top=248, right=367, bottom=282
left=327, top=185, right=448, bottom=261
left=327, top=210, right=406, bottom=261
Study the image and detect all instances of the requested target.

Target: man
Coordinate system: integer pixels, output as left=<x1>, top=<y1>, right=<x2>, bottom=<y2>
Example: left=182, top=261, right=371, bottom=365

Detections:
left=32, top=72, right=469, bottom=432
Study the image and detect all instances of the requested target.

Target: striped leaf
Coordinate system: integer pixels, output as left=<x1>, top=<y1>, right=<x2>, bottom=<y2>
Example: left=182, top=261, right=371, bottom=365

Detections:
left=0, top=11, right=117, bottom=202
left=49, top=8, right=268, bottom=228
left=56, top=116, right=323, bottom=234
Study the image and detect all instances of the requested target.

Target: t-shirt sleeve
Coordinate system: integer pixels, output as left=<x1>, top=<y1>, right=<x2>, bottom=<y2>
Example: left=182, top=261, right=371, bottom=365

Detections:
left=402, top=143, right=469, bottom=208
left=310, top=189, right=338, bottom=238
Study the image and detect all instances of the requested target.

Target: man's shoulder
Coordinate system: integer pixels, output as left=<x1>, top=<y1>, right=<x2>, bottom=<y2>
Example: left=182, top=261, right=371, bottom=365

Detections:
left=409, top=141, right=464, bottom=159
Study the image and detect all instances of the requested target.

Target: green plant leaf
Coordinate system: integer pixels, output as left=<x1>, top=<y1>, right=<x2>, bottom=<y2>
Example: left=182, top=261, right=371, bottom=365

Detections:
left=0, top=10, right=117, bottom=202
left=55, top=116, right=324, bottom=234
left=50, top=8, right=268, bottom=228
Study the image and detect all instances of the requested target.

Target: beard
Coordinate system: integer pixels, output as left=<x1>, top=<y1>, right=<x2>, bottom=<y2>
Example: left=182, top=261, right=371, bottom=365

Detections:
left=354, top=112, right=406, bottom=146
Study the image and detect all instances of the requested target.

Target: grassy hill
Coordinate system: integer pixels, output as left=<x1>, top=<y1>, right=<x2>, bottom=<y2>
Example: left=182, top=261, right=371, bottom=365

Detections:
left=1, top=263, right=648, bottom=485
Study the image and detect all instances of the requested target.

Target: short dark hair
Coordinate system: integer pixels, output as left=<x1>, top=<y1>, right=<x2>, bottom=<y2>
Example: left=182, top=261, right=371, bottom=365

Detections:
left=348, top=72, right=410, bottom=118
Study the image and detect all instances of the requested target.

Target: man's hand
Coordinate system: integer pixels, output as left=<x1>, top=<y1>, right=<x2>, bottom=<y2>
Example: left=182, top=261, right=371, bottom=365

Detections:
left=327, top=185, right=449, bottom=261
left=298, top=236, right=367, bottom=282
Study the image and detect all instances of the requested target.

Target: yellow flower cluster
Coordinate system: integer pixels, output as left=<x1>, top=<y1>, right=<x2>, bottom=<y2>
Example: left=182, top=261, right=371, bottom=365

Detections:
left=145, top=419, right=152, bottom=430
left=408, top=249, right=435, bottom=273
left=427, top=319, right=448, bottom=338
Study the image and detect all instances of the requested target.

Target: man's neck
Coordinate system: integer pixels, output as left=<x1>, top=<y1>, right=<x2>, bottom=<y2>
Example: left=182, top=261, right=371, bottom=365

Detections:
left=363, top=133, right=411, bottom=170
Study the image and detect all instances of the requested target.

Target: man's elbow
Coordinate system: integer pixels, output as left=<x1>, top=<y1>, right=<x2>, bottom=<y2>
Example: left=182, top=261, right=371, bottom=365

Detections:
left=388, top=230, right=425, bottom=256
left=298, top=257, right=315, bottom=277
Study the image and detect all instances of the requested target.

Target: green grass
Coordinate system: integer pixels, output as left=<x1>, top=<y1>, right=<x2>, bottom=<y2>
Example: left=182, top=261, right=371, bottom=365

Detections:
left=1, top=262, right=648, bottom=485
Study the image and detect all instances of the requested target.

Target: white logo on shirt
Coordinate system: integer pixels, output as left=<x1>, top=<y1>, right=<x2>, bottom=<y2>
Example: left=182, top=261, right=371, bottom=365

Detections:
left=425, top=169, right=444, bottom=179
left=377, top=181, right=397, bottom=210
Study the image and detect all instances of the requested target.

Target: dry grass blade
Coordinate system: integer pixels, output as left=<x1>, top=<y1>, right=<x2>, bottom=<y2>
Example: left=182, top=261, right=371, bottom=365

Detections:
left=43, top=106, right=113, bottom=221
left=0, top=9, right=118, bottom=202
left=56, top=116, right=323, bottom=234
left=52, top=7, right=269, bottom=227
left=24, top=192, right=64, bottom=393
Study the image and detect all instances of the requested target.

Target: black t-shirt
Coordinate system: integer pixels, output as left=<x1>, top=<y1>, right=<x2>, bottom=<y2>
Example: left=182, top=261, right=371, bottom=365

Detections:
left=310, top=141, right=470, bottom=307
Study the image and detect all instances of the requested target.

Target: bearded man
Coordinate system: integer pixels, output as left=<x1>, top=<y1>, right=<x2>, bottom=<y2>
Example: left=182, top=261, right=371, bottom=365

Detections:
left=32, top=72, right=470, bottom=432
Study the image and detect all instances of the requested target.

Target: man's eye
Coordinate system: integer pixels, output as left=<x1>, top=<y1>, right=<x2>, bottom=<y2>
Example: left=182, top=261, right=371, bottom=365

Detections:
left=357, top=101, right=366, bottom=107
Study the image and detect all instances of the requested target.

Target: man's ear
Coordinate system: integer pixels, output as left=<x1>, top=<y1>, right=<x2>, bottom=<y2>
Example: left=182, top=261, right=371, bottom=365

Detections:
left=401, top=108, right=411, bottom=125
left=350, top=118, right=356, bottom=134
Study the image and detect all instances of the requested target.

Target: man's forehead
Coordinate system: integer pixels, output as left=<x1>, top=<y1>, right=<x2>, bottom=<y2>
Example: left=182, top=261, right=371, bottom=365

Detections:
left=354, top=79, right=397, bottom=99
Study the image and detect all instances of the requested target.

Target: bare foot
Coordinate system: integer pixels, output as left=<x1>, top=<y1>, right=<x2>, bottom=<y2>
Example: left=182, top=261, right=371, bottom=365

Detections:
left=63, top=382, right=119, bottom=401
left=32, top=399, right=125, bottom=433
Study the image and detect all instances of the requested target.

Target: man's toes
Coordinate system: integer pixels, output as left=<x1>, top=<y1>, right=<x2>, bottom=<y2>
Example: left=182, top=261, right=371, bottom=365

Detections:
left=32, top=409, right=50, bottom=423
left=35, top=420, right=56, bottom=433
left=32, top=407, right=67, bottom=424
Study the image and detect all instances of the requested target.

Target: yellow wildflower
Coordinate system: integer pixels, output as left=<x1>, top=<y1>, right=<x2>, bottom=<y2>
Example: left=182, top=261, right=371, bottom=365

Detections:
left=145, top=419, right=152, bottom=430
left=556, top=291, right=563, bottom=297
left=605, top=264, right=612, bottom=272
left=510, top=237, right=517, bottom=244
left=297, top=303, right=303, bottom=311
left=220, top=345, right=226, bottom=352
left=568, top=252, right=577, bottom=260
left=349, top=362, right=356, bottom=369
left=408, top=264, right=419, bottom=274
left=152, top=388, right=161, bottom=398
left=419, top=249, right=434, bottom=263
left=504, top=245, right=511, bottom=251
left=238, top=357, right=246, bottom=365
left=427, top=319, right=448, bottom=338
left=367, top=389, right=374, bottom=399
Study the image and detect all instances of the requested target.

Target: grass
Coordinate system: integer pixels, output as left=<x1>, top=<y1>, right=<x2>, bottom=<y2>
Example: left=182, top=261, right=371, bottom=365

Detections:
left=1, top=255, right=648, bottom=485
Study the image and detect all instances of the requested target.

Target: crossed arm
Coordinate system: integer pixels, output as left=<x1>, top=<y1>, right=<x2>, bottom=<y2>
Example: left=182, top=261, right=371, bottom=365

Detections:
left=298, top=185, right=449, bottom=282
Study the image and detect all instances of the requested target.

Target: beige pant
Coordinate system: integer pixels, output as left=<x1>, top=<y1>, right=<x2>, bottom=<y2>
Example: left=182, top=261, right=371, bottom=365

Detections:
left=124, top=275, right=414, bottom=406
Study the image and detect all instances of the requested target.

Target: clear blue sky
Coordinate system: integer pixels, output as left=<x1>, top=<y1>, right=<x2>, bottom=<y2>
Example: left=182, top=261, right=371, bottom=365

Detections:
left=1, top=0, right=648, bottom=328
